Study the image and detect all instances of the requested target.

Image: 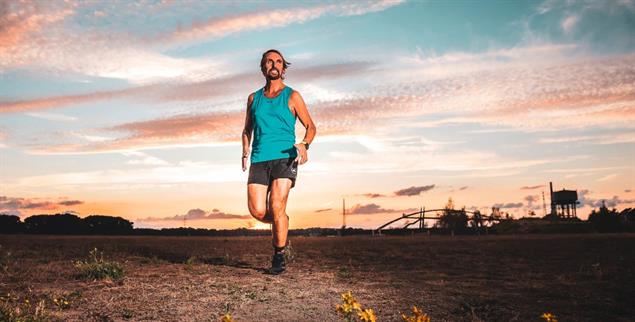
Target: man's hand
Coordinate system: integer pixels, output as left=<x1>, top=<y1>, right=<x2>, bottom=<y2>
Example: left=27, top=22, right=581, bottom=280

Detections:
left=242, top=156, right=248, bottom=171
left=294, top=143, right=308, bottom=165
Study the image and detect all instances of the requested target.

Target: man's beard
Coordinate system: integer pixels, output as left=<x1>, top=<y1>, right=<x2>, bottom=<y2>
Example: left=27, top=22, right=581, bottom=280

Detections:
left=267, top=68, right=281, bottom=80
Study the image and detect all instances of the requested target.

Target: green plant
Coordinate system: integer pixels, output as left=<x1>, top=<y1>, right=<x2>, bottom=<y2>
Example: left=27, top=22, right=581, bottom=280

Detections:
left=185, top=255, right=197, bottom=269
left=0, top=293, right=50, bottom=322
left=73, top=247, right=123, bottom=280
left=337, top=267, right=352, bottom=279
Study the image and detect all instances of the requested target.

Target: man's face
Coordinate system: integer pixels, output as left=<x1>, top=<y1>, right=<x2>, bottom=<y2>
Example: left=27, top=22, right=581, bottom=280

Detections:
left=263, top=52, right=284, bottom=80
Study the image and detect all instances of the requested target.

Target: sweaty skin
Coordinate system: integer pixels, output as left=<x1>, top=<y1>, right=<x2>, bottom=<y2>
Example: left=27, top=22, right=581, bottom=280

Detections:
left=242, top=51, right=316, bottom=249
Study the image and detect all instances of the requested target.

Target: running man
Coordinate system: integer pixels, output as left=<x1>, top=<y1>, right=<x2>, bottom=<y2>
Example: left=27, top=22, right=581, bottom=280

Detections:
left=242, top=49, right=316, bottom=274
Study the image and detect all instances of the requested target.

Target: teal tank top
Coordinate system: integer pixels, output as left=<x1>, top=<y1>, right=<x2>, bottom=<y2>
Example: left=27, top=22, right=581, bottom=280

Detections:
left=250, top=85, right=298, bottom=163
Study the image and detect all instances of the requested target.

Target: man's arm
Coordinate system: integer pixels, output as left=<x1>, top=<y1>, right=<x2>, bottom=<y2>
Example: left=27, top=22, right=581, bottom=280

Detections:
left=242, top=93, right=255, bottom=171
left=290, top=90, right=316, bottom=164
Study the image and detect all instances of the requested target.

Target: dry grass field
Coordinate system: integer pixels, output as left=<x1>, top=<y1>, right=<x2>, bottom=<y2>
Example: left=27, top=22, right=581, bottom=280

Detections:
left=1, top=233, right=634, bottom=321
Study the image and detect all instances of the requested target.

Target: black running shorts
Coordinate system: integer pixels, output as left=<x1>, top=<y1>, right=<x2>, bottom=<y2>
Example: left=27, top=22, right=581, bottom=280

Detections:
left=248, top=157, right=298, bottom=188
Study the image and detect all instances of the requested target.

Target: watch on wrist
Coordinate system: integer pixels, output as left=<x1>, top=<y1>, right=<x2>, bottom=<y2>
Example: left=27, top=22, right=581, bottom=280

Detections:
left=300, top=140, right=309, bottom=150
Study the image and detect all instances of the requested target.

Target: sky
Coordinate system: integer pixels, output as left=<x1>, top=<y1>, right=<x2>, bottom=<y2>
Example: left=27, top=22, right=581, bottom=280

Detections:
left=1, top=0, right=634, bottom=230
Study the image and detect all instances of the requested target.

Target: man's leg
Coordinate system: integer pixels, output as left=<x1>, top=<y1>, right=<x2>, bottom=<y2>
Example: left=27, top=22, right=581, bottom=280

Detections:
left=247, top=183, right=274, bottom=224
left=269, top=178, right=292, bottom=248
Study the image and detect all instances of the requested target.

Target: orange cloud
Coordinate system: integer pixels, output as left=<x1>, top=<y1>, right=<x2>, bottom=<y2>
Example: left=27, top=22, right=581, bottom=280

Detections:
left=154, top=1, right=404, bottom=45
left=0, top=84, right=166, bottom=113
left=521, top=185, right=546, bottom=190
left=138, top=208, right=251, bottom=221
left=0, top=195, right=84, bottom=217
left=0, top=2, right=74, bottom=55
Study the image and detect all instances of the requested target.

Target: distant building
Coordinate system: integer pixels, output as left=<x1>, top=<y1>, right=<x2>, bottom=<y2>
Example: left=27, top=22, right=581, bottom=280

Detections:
left=550, top=181, right=579, bottom=218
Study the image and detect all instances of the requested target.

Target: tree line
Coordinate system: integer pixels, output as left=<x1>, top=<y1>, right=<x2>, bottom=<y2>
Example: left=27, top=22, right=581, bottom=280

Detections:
left=0, top=212, right=368, bottom=236
left=1, top=205, right=634, bottom=236
left=0, top=212, right=133, bottom=235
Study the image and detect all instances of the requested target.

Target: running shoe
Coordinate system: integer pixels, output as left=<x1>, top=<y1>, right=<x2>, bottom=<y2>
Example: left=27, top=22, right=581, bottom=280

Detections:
left=269, top=252, right=286, bottom=275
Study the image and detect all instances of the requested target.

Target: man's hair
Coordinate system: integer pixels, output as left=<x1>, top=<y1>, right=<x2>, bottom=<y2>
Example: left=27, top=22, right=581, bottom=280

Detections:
left=260, top=49, right=291, bottom=79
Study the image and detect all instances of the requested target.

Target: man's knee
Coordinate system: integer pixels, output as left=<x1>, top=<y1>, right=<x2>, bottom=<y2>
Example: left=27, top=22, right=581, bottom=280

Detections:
left=270, top=199, right=288, bottom=217
left=249, top=205, right=272, bottom=223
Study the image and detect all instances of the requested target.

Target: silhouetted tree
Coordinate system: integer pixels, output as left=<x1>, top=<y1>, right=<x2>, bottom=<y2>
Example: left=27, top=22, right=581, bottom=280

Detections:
left=0, top=214, right=23, bottom=233
left=84, top=215, right=133, bottom=235
left=24, top=212, right=86, bottom=234
left=587, top=201, right=623, bottom=232
left=437, top=198, right=469, bottom=234
left=619, top=208, right=635, bottom=222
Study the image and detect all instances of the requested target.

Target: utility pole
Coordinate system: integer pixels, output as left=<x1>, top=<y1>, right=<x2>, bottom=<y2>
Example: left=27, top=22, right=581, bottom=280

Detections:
left=342, top=198, right=346, bottom=228
left=549, top=181, right=557, bottom=216
left=542, top=191, right=547, bottom=217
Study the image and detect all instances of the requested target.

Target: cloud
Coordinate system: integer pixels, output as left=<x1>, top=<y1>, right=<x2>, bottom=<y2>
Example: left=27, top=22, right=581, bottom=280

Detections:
left=524, top=195, right=540, bottom=209
left=361, top=193, right=387, bottom=198
left=492, top=202, right=524, bottom=209
left=534, top=133, right=635, bottom=145
left=155, top=1, right=405, bottom=46
left=347, top=203, right=397, bottom=215
left=7, top=160, right=245, bottom=189
left=0, top=83, right=166, bottom=113
left=0, top=12, right=225, bottom=84
left=122, top=151, right=170, bottom=166
left=394, top=185, right=435, bottom=196
left=0, top=1, right=401, bottom=83
left=0, top=195, right=83, bottom=216
left=139, top=208, right=251, bottom=221
left=0, top=61, right=372, bottom=114
left=459, top=186, right=468, bottom=191
left=561, top=14, right=580, bottom=33
left=0, top=1, right=75, bottom=52
left=521, top=185, right=546, bottom=190
left=58, top=200, right=83, bottom=206
left=25, top=112, right=78, bottom=122
left=578, top=189, right=635, bottom=208
left=7, top=40, right=635, bottom=165
left=396, top=49, right=635, bottom=131
left=597, top=173, right=619, bottom=182
left=25, top=110, right=243, bottom=154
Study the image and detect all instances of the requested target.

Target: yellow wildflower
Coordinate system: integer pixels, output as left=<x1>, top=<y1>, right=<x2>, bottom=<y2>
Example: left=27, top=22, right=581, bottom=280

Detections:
left=221, top=312, right=235, bottom=322
left=401, top=305, right=430, bottom=322
left=541, top=312, right=558, bottom=322
left=358, top=308, right=377, bottom=322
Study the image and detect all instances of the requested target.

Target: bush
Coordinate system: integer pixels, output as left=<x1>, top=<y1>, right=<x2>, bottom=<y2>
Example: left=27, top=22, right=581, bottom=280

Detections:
left=73, top=248, right=124, bottom=280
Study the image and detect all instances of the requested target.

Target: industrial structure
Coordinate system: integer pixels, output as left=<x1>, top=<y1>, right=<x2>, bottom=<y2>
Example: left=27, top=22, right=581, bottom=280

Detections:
left=549, top=181, right=579, bottom=218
